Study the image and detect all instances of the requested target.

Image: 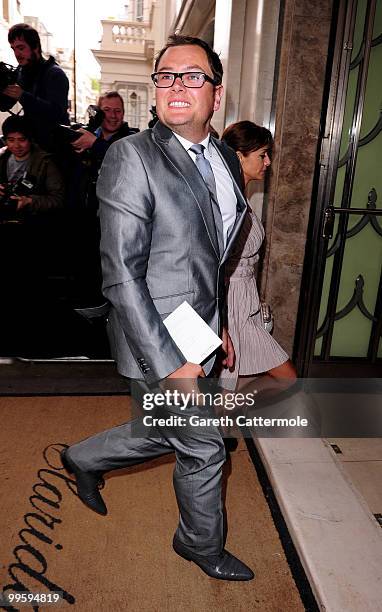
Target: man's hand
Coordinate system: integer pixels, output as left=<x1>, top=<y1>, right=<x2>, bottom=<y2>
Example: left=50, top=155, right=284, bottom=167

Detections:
left=0, top=184, right=5, bottom=197
left=167, top=362, right=205, bottom=379
left=72, top=128, right=97, bottom=153
left=3, top=84, right=23, bottom=100
left=160, top=362, right=205, bottom=406
left=10, top=195, right=32, bottom=210
left=221, top=327, right=235, bottom=369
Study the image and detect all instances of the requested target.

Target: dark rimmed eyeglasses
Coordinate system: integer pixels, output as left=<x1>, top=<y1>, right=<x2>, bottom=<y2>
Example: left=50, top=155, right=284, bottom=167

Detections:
left=151, top=71, right=218, bottom=88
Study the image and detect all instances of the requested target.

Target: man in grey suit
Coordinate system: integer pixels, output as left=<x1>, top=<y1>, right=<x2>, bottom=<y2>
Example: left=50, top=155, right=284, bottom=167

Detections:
left=62, top=35, right=253, bottom=581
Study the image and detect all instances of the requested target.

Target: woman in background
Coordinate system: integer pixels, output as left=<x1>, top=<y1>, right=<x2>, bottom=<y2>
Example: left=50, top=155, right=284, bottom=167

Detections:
left=220, top=120, right=296, bottom=392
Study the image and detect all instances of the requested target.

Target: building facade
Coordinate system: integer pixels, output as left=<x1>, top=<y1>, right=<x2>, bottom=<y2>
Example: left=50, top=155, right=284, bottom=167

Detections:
left=92, top=0, right=171, bottom=130
left=0, top=0, right=22, bottom=129
left=1, top=7, right=97, bottom=129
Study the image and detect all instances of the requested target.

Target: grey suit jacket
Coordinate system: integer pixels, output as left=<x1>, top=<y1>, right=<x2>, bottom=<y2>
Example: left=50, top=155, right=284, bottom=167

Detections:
left=96, top=121, right=247, bottom=384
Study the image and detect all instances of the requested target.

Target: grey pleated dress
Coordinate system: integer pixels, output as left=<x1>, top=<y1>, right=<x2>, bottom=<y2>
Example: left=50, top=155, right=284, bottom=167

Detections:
left=219, top=210, right=289, bottom=390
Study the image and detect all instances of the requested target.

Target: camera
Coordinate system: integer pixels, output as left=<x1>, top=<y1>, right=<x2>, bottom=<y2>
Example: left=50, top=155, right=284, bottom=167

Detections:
left=0, top=176, right=35, bottom=221
left=55, top=104, right=105, bottom=144
left=148, top=105, right=159, bottom=129
left=0, top=62, right=18, bottom=91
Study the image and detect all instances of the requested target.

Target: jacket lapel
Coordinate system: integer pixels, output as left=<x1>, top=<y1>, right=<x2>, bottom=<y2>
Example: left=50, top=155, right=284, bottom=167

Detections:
left=153, top=122, right=220, bottom=259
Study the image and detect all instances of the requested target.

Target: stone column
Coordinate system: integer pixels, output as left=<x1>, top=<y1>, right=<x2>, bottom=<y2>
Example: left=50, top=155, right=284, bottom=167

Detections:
left=260, top=0, right=334, bottom=355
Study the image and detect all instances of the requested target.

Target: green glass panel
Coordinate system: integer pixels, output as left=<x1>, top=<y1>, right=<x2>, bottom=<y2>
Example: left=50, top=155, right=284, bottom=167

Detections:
left=330, top=222, right=382, bottom=357
left=314, top=169, right=342, bottom=356
left=339, top=66, right=358, bottom=160
left=331, top=306, right=372, bottom=356
left=315, top=0, right=382, bottom=363
left=360, top=43, right=382, bottom=139
left=314, top=335, right=323, bottom=355
left=351, top=130, right=382, bottom=211
left=352, top=0, right=368, bottom=62
left=317, top=132, right=382, bottom=358
left=333, top=165, right=345, bottom=208
left=373, top=0, right=382, bottom=37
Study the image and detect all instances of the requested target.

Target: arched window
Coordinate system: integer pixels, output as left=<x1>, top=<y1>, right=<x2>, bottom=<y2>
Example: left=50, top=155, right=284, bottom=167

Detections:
left=129, top=91, right=138, bottom=126
left=116, top=84, right=148, bottom=130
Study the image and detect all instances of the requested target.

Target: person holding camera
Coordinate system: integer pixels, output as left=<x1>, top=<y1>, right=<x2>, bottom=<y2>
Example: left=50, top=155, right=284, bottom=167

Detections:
left=68, top=91, right=138, bottom=211
left=67, top=92, right=138, bottom=308
left=0, top=115, right=64, bottom=218
left=0, top=115, right=65, bottom=356
left=0, top=23, right=69, bottom=153
left=70, top=91, right=138, bottom=203
left=72, top=91, right=136, bottom=154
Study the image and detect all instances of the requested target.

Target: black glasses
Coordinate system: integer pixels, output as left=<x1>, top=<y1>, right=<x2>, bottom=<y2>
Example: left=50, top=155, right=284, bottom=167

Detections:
left=151, top=71, right=218, bottom=88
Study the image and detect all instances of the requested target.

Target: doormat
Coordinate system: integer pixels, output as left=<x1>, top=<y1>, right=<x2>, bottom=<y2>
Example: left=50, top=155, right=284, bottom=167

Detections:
left=0, top=396, right=303, bottom=611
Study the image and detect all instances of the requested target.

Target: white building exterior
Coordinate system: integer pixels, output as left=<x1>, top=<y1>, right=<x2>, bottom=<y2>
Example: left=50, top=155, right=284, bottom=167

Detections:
left=0, top=0, right=22, bottom=129
left=0, top=3, right=98, bottom=131
left=92, top=0, right=172, bottom=130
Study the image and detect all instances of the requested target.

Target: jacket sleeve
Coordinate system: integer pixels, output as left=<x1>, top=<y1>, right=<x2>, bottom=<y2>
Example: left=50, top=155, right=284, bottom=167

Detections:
left=89, top=125, right=134, bottom=170
left=89, top=137, right=111, bottom=171
left=19, top=68, right=69, bottom=124
left=30, top=158, right=65, bottom=212
left=97, top=139, right=186, bottom=384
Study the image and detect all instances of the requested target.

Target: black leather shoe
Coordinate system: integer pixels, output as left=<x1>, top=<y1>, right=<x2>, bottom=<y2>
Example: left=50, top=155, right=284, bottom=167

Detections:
left=61, top=449, right=107, bottom=516
left=173, top=537, right=254, bottom=581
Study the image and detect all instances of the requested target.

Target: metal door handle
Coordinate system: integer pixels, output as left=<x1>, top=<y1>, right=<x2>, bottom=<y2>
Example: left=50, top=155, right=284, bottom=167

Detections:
left=322, top=205, right=382, bottom=238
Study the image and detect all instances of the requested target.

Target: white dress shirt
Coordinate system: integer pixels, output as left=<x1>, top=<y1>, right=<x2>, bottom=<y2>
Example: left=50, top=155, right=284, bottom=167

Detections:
left=173, top=132, right=237, bottom=248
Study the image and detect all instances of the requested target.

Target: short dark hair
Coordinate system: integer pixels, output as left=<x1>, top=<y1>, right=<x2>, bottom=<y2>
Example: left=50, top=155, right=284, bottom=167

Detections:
left=222, top=121, right=273, bottom=155
left=154, top=34, right=223, bottom=85
left=8, top=23, right=42, bottom=54
left=98, top=91, right=125, bottom=113
left=2, top=115, right=33, bottom=140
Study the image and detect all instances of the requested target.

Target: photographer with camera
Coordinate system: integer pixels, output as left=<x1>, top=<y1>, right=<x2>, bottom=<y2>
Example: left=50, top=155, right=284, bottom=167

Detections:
left=0, top=23, right=69, bottom=153
left=67, top=92, right=138, bottom=210
left=72, top=92, right=138, bottom=188
left=67, top=92, right=138, bottom=308
left=0, top=115, right=64, bottom=220
left=0, top=115, right=66, bottom=356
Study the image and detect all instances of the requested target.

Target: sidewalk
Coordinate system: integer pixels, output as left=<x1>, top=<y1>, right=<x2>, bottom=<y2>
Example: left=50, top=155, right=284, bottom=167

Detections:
left=253, top=435, right=382, bottom=612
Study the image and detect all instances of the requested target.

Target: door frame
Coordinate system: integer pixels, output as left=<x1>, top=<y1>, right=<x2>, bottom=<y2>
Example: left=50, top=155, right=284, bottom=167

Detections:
left=293, top=0, right=382, bottom=377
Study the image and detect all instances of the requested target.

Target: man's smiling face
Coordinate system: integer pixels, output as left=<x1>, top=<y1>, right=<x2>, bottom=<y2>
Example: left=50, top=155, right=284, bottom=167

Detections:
left=155, top=44, right=223, bottom=143
left=100, top=96, right=124, bottom=136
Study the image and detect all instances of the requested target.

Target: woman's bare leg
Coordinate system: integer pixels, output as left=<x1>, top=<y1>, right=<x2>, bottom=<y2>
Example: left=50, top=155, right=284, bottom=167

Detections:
left=236, top=359, right=297, bottom=395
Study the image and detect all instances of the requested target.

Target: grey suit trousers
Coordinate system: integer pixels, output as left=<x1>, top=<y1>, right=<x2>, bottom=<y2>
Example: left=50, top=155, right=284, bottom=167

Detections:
left=67, top=395, right=226, bottom=556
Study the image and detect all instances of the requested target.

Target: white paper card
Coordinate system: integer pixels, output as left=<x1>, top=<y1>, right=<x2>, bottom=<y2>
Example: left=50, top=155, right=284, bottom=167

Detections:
left=163, top=301, right=222, bottom=364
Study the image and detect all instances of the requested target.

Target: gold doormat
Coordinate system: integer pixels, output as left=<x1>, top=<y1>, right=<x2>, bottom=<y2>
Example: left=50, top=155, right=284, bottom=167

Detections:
left=0, top=396, right=303, bottom=611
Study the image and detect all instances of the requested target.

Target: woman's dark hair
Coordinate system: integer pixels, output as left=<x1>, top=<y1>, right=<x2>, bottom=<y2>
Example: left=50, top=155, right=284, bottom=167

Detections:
left=2, top=115, right=33, bottom=140
left=222, top=121, right=273, bottom=155
left=8, top=23, right=42, bottom=54
left=154, top=34, right=223, bottom=85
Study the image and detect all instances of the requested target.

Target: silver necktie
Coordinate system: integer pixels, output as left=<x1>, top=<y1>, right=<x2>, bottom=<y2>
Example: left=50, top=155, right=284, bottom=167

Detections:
left=189, top=143, right=224, bottom=255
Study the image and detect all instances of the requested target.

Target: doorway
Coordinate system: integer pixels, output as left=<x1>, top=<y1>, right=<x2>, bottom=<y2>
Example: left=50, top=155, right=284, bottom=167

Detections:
left=295, top=0, right=382, bottom=376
